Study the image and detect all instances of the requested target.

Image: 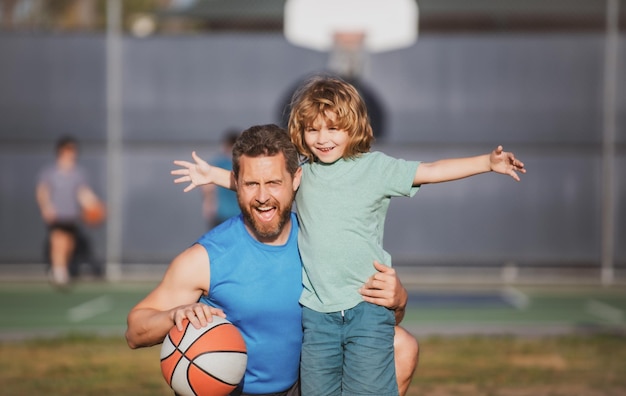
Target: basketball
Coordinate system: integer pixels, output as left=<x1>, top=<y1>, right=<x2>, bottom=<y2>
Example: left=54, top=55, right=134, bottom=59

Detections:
left=81, top=201, right=106, bottom=227
left=160, top=316, right=247, bottom=396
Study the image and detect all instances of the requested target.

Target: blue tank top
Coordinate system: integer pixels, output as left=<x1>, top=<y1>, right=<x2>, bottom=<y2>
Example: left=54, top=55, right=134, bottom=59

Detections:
left=196, top=213, right=302, bottom=394
left=213, top=155, right=240, bottom=221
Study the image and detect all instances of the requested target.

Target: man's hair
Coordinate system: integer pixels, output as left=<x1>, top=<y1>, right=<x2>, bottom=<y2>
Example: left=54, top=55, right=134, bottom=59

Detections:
left=288, top=74, right=374, bottom=163
left=232, top=124, right=300, bottom=178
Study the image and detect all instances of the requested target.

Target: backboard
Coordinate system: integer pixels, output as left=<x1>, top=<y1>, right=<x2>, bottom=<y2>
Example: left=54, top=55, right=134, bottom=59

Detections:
left=284, top=0, right=419, bottom=53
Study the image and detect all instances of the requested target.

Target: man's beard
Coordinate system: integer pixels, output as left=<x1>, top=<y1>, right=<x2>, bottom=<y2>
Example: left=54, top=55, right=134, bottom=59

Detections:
left=239, top=196, right=293, bottom=241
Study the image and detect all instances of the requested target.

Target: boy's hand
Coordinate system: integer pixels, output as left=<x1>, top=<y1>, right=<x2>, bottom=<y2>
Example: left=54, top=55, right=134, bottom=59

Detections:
left=171, top=151, right=213, bottom=192
left=490, top=145, right=526, bottom=181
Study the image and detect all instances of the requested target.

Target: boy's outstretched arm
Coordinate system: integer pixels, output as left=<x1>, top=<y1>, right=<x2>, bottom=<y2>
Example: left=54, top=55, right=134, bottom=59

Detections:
left=171, top=151, right=235, bottom=192
left=413, top=145, right=525, bottom=186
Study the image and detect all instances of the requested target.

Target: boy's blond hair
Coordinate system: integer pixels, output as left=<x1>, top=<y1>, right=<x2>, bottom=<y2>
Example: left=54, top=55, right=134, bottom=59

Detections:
left=288, top=75, right=374, bottom=162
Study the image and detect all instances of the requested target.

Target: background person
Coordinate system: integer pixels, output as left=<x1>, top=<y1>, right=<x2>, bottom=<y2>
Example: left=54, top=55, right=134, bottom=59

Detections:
left=36, top=135, right=104, bottom=286
left=201, top=129, right=241, bottom=230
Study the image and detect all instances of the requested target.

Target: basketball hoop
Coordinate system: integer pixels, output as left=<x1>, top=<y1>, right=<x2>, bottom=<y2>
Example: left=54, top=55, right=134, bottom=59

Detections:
left=284, top=0, right=419, bottom=53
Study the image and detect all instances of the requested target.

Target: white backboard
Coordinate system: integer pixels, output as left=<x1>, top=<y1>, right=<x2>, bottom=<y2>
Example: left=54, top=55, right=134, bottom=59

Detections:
left=284, top=0, right=419, bottom=53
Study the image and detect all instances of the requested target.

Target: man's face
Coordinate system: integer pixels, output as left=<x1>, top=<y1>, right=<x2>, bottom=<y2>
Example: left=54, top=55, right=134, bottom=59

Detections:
left=235, top=153, right=302, bottom=245
left=58, top=144, right=78, bottom=166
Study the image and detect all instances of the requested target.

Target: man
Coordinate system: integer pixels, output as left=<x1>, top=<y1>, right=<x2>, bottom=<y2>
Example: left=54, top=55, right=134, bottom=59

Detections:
left=36, top=135, right=103, bottom=286
left=126, top=124, right=417, bottom=395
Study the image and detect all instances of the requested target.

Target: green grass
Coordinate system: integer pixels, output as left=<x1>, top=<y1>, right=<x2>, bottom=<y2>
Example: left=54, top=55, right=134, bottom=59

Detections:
left=1, top=282, right=625, bottom=395
left=1, top=334, right=625, bottom=396
left=0, top=334, right=170, bottom=396
left=411, top=334, right=626, bottom=395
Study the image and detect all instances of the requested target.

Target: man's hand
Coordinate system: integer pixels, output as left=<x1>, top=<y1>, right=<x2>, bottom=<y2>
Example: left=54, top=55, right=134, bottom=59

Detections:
left=359, top=261, right=408, bottom=324
left=170, top=303, right=226, bottom=331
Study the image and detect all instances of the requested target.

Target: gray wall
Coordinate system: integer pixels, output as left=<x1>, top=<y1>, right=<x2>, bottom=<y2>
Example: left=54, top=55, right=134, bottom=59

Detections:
left=0, top=32, right=624, bottom=270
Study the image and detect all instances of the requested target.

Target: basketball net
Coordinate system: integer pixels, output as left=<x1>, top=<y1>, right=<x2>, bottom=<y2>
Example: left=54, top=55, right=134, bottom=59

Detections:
left=284, top=0, right=418, bottom=78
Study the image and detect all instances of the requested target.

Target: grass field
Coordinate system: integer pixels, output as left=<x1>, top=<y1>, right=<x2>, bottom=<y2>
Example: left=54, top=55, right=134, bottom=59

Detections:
left=1, top=333, right=625, bottom=396
left=1, top=281, right=625, bottom=395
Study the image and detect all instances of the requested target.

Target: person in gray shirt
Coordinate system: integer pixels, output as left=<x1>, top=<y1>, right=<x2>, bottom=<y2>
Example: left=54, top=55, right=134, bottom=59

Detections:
left=36, top=136, right=104, bottom=286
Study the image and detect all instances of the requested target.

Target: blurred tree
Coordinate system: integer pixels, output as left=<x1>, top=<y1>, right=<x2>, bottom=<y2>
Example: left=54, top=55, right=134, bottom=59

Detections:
left=0, top=0, right=20, bottom=29
left=0, top=0, right=173, bottom=32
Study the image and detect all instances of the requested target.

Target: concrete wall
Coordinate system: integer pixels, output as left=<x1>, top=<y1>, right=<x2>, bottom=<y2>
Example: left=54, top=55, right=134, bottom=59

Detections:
left=0, top=32, right=623, bottom=271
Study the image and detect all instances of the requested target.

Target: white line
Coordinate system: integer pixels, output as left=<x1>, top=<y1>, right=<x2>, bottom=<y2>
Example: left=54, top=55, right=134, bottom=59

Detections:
left=501, top=286, right=530, bottom=310
left=585, top=300, right=624, bottom=324
left=67, top=296, right=113, bottom=323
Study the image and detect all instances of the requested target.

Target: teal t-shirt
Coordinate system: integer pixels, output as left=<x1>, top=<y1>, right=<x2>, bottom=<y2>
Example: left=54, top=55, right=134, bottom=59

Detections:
left=296, top=151, right=420, bottom=312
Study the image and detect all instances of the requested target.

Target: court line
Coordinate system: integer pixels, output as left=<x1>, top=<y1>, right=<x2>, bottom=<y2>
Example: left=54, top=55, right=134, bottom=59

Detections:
left=67, top=296, right=113, bottom=322
left=584, top=300, right=624, bottom=324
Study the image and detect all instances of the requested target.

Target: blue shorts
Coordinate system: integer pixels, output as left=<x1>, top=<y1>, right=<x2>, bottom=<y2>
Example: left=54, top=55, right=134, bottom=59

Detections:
left=300, top=302, right=398, bottom=396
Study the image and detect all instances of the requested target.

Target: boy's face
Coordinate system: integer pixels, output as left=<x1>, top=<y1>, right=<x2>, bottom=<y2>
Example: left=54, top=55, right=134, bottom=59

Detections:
left=303, top=111, right=349, bottom=164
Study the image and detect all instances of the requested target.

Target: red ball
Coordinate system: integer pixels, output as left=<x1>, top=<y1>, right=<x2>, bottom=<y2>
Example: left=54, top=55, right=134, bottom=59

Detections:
left=81, top=202, right=106, bottom=227
left=160, top=316, right=247, bottom=396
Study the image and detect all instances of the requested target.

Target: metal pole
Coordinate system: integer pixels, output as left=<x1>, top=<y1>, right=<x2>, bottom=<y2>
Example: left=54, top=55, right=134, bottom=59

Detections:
left=105, top=0, right=123, bottom=281
left=601, top=0, right=619, bottom=285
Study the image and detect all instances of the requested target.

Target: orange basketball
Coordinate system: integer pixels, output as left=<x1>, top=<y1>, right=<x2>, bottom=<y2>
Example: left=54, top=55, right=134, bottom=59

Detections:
left=160, top=316, right=247, bottom=396
left=81, top=202, right=106, bottom=226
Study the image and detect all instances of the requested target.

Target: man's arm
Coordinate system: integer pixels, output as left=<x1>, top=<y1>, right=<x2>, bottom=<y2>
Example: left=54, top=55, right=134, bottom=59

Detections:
left=76, top=185, right=102, bottom=209
left=201, top=184, right=218, bottom=223
left=359, top=261, right=408, bottom=324
left=35, top=182, right=55, bottom=223
left=125, top=244, right=224, bottom=349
